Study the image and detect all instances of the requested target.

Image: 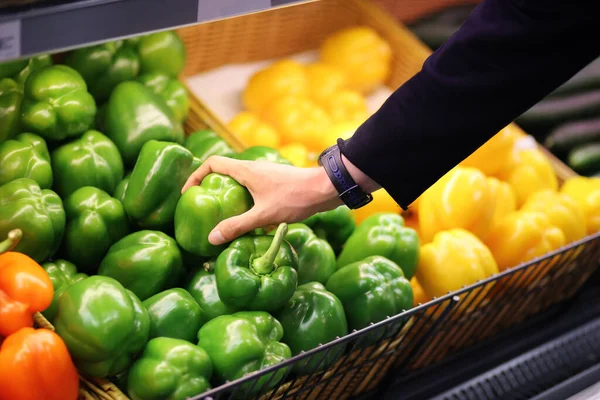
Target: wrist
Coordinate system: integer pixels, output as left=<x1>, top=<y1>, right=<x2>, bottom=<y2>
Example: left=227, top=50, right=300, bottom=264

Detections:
left=341, top=155, right=381, bottom=194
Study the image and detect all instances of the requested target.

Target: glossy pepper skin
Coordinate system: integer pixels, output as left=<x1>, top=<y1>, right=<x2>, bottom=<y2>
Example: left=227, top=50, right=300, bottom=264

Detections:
left=175, top=173, right=253, bottom=257
left=522, top=189, right=587, bottom=243
left=20, top=65, right=96, bottom=141
left=0, top=133, right=52, bottom=189
left=138, top=72, right=189, bottom=122
left=64, top=40, right=140, bottom=103
left=302, top=205, right=356, bottom=254
left=0, top=327, right=79, bottom=400
left=127, top=337, right=212, bottom=400
left=0, top=78, right=23, bottom=143
left=0, top=229, right=54, bottom=337
left=197, top=311, right=292, bottom=391
left=54, top=275, right=150, bottom=377
left=326, top=255, right=413, bottom=338
left=41, top=259, right=88, bottom=322
left=132, top=31, right=187, bottom=78
left=0, top=178, right=65, bottom=262
left=113, top=172, right=130, bottom=203
left=143, top=288, right=203, bottom=343
left=486, top=176, right=517, bottom=228
left=228, top=111, right=281, bottom=148
left=278, top=142, right=311, bottom=168
left=104, top=81, right=183, bottom=166
left=337, top=213, right=420, bottom=279
left=416, top=229, right=499, bottom=299
left=561, top=177, right=600, bottom=235
left=233, top=145, right=293, bottom=165
left=99, top=230, right=184, bottom=301
left=0, top=59, right=29, bottom=78
left=216, top=223, right=299, bottom=312
left=63, top=186, right=129, bottom=272
left=52, top=130, right=124, bottom=198
left=123, top=140, right=200, bottom=231
left=12, top=55, right=53, bottom=87
left=276, top=282, right=348, bottom=374
left=485, top=210, right=566, bottom=272
left=186, top=260, right=238, bottom=325
left=419, top=167, right=496, bottom=243
left=282, top=223, right=336, bottom=285
left=184, top=129, right=236, bottom=162
left=460, top=127, right=517, bottom=176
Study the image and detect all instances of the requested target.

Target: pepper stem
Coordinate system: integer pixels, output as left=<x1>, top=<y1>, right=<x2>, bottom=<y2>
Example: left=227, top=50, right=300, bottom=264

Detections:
left=0, top=229, right=22, bottom=254
left=252, top=223, right=288, bottom=275
left=203, top=260, right=216, bottom=272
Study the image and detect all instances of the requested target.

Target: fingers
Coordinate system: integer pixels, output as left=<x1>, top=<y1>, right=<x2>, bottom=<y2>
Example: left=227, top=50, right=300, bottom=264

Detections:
left=182, top=156, right=247, bottom=193
left=209, top=208, right=265, bottom=245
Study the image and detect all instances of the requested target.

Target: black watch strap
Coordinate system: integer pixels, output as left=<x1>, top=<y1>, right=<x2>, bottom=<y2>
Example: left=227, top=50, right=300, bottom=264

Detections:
left=318, top=141, right=373, bottom=210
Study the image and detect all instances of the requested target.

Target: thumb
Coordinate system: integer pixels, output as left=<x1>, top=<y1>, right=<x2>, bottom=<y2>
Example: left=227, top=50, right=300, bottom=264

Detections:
left=209, top=208, right=264, bottom=245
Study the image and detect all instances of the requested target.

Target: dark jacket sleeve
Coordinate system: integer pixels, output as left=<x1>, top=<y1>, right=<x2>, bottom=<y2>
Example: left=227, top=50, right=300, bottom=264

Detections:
left=340, top=0, right=600, bottom=210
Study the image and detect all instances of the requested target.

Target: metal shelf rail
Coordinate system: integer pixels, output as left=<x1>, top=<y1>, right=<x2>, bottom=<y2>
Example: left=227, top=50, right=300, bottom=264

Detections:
left=0, top=0, right=312, bottom=62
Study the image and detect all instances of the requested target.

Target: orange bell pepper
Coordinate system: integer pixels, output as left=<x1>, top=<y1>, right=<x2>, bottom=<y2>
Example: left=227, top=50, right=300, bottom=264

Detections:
left=0, top=229, right=54, bottom=337
left=0, top=327, right=79, bottom=400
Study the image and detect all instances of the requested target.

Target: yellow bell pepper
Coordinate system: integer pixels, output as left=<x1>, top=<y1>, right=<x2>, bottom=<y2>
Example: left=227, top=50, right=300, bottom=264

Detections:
left=418, top=167, right=496, bottom=243
left=496, top=148, right=559, bottom=207
left=278, top=142, right=310, bottom=168
left=416, top=229, right=499, bottom=299
left=305, top=63, right=347, bottom=104
left=561, top=177, right=600, bottom=235
left=227, top=111, right=281, bottom=148
left=521, top=189, right=587, bottom=243
left=485, top=210, right=566, bottom=272
left=317, top=121, right=360, bottom=151
left=262, top=95, right=332, bottom=152
left=352, top=189, right=401, bottom=225
left=410, top=277, right=431, bottom=306
left=320, top=26, right=392, bottom=94
left=486, top=177, right=517, bottom=227
left=460, top=127, right=517, bottom=176
left=318, top=89, right=370, bottom=125
left=242, top=59, right=308, bottom=113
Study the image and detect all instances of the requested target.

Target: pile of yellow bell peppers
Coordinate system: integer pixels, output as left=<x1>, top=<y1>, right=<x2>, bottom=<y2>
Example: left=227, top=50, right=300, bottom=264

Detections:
left=411, top=126, right=600, bottom=305
left=227, top=26, right=393, bottom=167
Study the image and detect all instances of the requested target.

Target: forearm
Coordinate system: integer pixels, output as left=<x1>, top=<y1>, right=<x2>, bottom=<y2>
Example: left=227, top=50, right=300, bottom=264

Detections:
left=341, top=0, right=600, bottom=209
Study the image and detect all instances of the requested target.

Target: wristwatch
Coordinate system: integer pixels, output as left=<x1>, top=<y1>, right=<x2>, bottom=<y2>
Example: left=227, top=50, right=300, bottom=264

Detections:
left=318, top=141, right=373, bottom=209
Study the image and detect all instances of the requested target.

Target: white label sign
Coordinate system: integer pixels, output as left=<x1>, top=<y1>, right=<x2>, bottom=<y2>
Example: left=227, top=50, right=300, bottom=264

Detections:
left=0, top=20, right=21, bottom=62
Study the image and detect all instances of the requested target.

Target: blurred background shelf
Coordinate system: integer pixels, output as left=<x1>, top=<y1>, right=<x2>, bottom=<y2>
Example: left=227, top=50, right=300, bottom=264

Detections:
left=0, top=0, right=311, bottom=62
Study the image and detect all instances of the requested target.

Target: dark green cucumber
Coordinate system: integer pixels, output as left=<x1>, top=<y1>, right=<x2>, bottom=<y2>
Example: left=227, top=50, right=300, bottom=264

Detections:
left=592, top=170, right=600, bottom=178
left=411, top=22, right=461, bottom=49
left=434, top=5, right=477, bottom=25
left=548, top=57, right=600, bottom=98
left=516, top=90, right=600, bottom=136
left=567, top=143, right=600, bottom=174
left=544, top=117, right=600, bottom=154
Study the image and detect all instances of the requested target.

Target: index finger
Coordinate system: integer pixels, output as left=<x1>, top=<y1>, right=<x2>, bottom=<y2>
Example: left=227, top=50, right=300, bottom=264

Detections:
left=181, top=156, right=243, bottom=193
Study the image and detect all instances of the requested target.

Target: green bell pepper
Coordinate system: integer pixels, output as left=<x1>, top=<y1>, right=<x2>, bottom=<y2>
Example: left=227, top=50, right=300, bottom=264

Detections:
left=20, top=65, right=96, bottom=141
left=215, top=223, right=298, bottom=313
left=113, top=172, right=130, bottom=203
left=0, top=133, right=52, bottom=189
left=0, top=178, right=64, bottom=262
left=336, top=213, right=420, bottom=279
left=64, top=40, right=140, bottom=103
left=234, top=145, right=292, bottom=165
left=51, top=130, right=124, bottom=198
left=0, top=78, right=23, bottom=143
left=174, top=173, right=253, bottom=257
left=0, top=59, right=28, bottom=78
left=281, top=223, right=336, bottom=285
left=197, top=311, right=291, bottom=391
left=184, top=130, right=236, bottom=162
left=132, top=31, right=186, bottom=78
left=302, top=205, right=356, bottom=254
left=142, top=288, right=203, bottom=343
left=63, top=186, right=129, bottom=273
left=326, top=255, right=413, bottom=336
left=98, top=230, right=184, bottom=301
left=54, top=275, right=150, bottom=377
left=123, top=140, right=200, bottom=231
left=276, top=282, right=347, bottom=374
left=137, top=73, right=188, bottom=122
left=13, top=55, right=53, bottom=87
left=41, top=259, right=88, bottom=322
left=127, top=337, right=212, bottom=400
left=104, top=81, right=183, bottom=166
left=186, top=260, right=238, bottom=325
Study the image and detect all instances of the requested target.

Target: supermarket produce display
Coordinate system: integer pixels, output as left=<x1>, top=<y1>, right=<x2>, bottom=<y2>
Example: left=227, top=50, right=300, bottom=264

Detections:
left=0, top=1, right=599, bottom=399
